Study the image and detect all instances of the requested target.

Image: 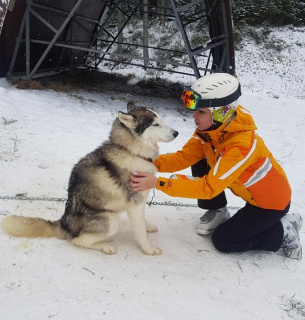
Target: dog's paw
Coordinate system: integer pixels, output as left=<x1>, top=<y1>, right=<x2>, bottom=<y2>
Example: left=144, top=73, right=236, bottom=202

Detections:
left=146, top=223, right=158, bottom=233
left=142, top=246, right=162, bottom=255
left=100, top=243, right=117, bottom=255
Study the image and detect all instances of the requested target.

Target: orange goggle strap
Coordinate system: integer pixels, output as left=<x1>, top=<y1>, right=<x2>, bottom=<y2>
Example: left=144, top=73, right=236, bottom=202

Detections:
left=182, top=84, right=241, bottom=110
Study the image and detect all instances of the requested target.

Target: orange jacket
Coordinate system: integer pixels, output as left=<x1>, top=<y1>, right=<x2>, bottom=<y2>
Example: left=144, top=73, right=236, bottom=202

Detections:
left=154, top=105, right=291, bottom=210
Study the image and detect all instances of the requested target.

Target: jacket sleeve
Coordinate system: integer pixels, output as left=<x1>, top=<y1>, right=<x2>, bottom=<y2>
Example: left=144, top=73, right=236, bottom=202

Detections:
left=154, top=133, right=206, bottom=173
left=156, top=132, right=258, bottom=199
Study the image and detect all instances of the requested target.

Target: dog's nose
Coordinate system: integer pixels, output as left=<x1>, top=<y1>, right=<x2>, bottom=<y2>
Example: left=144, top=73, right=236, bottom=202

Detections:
left=173, top=130, right=179, bottom=138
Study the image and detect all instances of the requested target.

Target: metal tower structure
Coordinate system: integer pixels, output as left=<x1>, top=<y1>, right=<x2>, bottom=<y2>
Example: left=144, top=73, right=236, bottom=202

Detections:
left=0, top=0, right=235, bottom=80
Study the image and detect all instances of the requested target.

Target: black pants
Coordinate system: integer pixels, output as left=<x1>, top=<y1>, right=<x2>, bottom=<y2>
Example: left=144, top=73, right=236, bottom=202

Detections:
left=191, top=159, right=289, bottom=253
left=191, top=159, right=227, bottom=209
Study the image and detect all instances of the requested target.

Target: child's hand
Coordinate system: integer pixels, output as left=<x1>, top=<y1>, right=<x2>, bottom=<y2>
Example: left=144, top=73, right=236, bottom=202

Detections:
left=130, top=173, right=158, bottom=192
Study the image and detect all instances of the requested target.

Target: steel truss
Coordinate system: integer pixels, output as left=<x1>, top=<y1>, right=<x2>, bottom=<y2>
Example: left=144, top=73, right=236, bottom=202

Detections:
left=6, top=0, right=235, bottom=80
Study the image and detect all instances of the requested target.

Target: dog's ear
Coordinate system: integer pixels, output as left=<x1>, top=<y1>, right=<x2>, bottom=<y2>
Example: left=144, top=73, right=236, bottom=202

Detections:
left=127, top=100, right=137, bottom=113
left=118, top=111, right=135, bottom=128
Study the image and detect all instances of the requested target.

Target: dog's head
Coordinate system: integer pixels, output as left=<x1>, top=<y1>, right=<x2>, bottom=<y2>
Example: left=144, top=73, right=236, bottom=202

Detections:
left=118, top=101, right=178, bottom=144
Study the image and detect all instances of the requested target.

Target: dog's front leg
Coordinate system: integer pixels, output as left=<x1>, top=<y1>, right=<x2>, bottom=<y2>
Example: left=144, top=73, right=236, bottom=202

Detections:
left=127, top=201, right=162, bottom=255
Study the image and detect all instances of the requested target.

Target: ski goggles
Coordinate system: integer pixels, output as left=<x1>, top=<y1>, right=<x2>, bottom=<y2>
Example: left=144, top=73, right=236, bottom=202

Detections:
left=181, top=84, right=242, bottom=110
left=181, top=87, right=201, bottom=110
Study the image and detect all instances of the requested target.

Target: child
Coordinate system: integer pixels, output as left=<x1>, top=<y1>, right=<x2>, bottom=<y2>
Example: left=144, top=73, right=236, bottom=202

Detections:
left=130, top=73, right=302, bottom=260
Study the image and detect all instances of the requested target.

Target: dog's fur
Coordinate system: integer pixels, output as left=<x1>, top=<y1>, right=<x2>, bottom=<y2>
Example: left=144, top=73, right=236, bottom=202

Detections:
left=1, top=101, right=178, bottom=255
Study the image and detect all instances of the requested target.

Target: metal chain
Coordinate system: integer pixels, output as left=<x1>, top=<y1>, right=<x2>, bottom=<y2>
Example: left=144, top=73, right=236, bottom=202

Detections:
left=0, top=194, right=241, bottom=210
left=0, top=194, right=197, bottom=207
left=148, top=201, right=198, bottom=207
left=0, top=195, right=66, bottom=202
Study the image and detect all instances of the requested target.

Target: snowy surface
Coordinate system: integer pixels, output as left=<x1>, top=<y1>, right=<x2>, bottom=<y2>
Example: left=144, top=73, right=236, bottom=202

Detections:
left=0, top=27, right=305, bottom=320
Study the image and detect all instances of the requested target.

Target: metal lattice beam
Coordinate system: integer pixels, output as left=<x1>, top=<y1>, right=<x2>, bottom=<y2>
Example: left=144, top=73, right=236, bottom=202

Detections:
left=2, top=0, right=235, bottom=80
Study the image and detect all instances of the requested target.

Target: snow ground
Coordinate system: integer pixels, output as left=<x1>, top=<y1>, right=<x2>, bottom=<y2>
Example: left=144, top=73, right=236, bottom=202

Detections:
left=0, top=27, right=305, bottom=320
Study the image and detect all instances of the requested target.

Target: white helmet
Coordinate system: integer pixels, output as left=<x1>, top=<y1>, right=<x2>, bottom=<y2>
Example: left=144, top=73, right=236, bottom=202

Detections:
left=181, top=73, right=241, bottom=125
left=191, top=73, right=241, bottom=108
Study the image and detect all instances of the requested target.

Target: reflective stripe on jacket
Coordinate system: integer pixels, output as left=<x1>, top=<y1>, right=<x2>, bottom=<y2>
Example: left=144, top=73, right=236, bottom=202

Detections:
left=154, top=105, right=291, bottom=210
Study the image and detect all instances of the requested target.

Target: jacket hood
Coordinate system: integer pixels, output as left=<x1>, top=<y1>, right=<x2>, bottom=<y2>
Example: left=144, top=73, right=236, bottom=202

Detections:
left=195, top=105, right=257, bottom=142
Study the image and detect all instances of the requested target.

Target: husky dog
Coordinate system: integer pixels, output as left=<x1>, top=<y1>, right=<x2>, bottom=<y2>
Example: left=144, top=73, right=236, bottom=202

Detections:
left=1, top=101, right=178, bottom=255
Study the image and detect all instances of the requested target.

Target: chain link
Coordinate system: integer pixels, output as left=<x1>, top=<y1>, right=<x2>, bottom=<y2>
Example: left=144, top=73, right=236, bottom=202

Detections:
left=0, top=194, right=242, bottom=210
left=147, top=201, right=197, bottom=207
left=0, top=195, right=66, bottom=202
left=0, top=195, right=197, bottom=207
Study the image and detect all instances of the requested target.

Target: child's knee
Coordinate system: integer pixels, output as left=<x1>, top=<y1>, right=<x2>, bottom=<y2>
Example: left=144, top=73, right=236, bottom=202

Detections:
left=211, top=229, right=232, bottom=253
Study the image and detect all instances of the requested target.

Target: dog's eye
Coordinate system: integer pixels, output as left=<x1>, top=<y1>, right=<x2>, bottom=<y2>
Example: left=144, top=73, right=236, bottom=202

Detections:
left=153, top=124, right=160, bottom=127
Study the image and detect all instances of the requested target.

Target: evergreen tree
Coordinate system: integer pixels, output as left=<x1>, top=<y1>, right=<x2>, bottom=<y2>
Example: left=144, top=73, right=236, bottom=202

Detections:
left=232, top=0, right=305, bottom=26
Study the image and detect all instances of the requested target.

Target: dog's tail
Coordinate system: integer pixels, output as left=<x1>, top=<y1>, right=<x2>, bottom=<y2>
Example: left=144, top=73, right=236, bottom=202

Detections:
left=1, top=215, right=70, bottom=240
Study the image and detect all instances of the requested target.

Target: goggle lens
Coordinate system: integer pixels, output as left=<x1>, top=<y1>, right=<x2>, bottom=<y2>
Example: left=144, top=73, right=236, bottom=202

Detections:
left=181, top=88, right=200, bottom=110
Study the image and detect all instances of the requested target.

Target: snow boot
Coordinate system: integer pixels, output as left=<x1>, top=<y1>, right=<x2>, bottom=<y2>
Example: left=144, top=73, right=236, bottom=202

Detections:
left=280, top=215, right=302, bottom=260
left=282, top=213, right=302, bottom=232
left=197, top=206, right=230, bottom=236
